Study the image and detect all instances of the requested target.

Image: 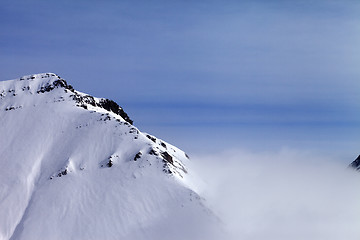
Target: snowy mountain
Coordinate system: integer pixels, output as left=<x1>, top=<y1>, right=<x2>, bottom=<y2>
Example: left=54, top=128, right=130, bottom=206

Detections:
left=0, top=73, right=221, bottom=240
left=349, top=155, right=360, bottom=171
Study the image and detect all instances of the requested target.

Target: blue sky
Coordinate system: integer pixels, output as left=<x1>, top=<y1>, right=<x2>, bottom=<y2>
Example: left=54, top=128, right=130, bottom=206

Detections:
left=1, top=0, right=359, bottom=158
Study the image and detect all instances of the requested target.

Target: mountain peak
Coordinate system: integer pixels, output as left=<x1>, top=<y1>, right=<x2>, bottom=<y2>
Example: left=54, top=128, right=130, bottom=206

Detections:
left=19, top=72, right=60, bottom=80
left=0, top=73, right=221, bottom=240
left=349, top=155, right=360, bottom=171
left=1, top=73, right=133, bottom=124
left=1, top=72, right=193, bottom=181
left=1, top=72, right=72, bottom=95
left=0, top=73, right=195, bottom=178
left=15, top=72, right=65, bottom=86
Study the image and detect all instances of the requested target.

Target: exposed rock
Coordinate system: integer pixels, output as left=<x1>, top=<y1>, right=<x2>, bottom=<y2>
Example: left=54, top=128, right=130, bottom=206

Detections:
left=146, top=134, right=156, bottom=143
left=71, top=94, right=133, bottom=125
left=50, top=166, right=69, bottom=179
left=31, top=73, right=133, bottom=125
left=148, top=148, right=158, bottom=156
left=160, top=142, right=167, bottom=149
left=58, top=169, right=68, bottom=177
left=107, top=159, right=113, bottom=168
left=161, top=151, right=173, bottom=165
left=134, top=152, right=142, bottom=161
left=37, top=78, right=74, bottom=94
left=97, top=99, right=133, bottom=125
left=349, top=155, right=360, bottom=171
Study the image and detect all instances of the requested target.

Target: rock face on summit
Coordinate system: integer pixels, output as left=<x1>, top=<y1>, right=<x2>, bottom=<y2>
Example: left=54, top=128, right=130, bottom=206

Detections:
left=349, top=155, right=360, bottom=171
left=0, top=73, right=221, bottom=240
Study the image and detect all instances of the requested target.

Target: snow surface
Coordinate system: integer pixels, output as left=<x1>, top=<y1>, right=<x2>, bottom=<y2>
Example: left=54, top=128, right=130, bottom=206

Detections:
left=0, top=73, right=221, bottom=240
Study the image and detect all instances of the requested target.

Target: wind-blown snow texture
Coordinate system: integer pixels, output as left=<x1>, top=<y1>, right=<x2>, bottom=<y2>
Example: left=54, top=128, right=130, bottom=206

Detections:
left=0, top=73, right=220, bottom=240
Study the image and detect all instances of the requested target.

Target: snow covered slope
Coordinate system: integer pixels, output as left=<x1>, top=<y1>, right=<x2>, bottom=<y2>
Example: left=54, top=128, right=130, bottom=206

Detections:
left=0, top=73, right=220, bottom=240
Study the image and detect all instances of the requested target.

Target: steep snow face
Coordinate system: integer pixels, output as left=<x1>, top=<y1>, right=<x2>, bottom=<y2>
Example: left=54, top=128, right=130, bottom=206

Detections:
left=0, top=73, right=220, bottom=240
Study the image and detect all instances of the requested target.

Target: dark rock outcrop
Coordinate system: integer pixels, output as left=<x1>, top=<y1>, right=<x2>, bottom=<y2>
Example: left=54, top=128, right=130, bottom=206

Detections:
left=349, top=155, right=360, bottom=171
left=133, top=152, right=142, bottom=161
left=37, top=75, right=74, bottom=93
left=146, top=135, right=156, bottom=143
left=97, top=99, right=133, bottom=125
left=161, top=151, right=173, bottom=165
left=34, top=73, right=133, bottom=125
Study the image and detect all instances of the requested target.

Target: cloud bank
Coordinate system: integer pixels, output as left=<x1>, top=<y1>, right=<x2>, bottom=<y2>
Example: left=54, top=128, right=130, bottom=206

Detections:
left=191, top=149, right=360, bottom=240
